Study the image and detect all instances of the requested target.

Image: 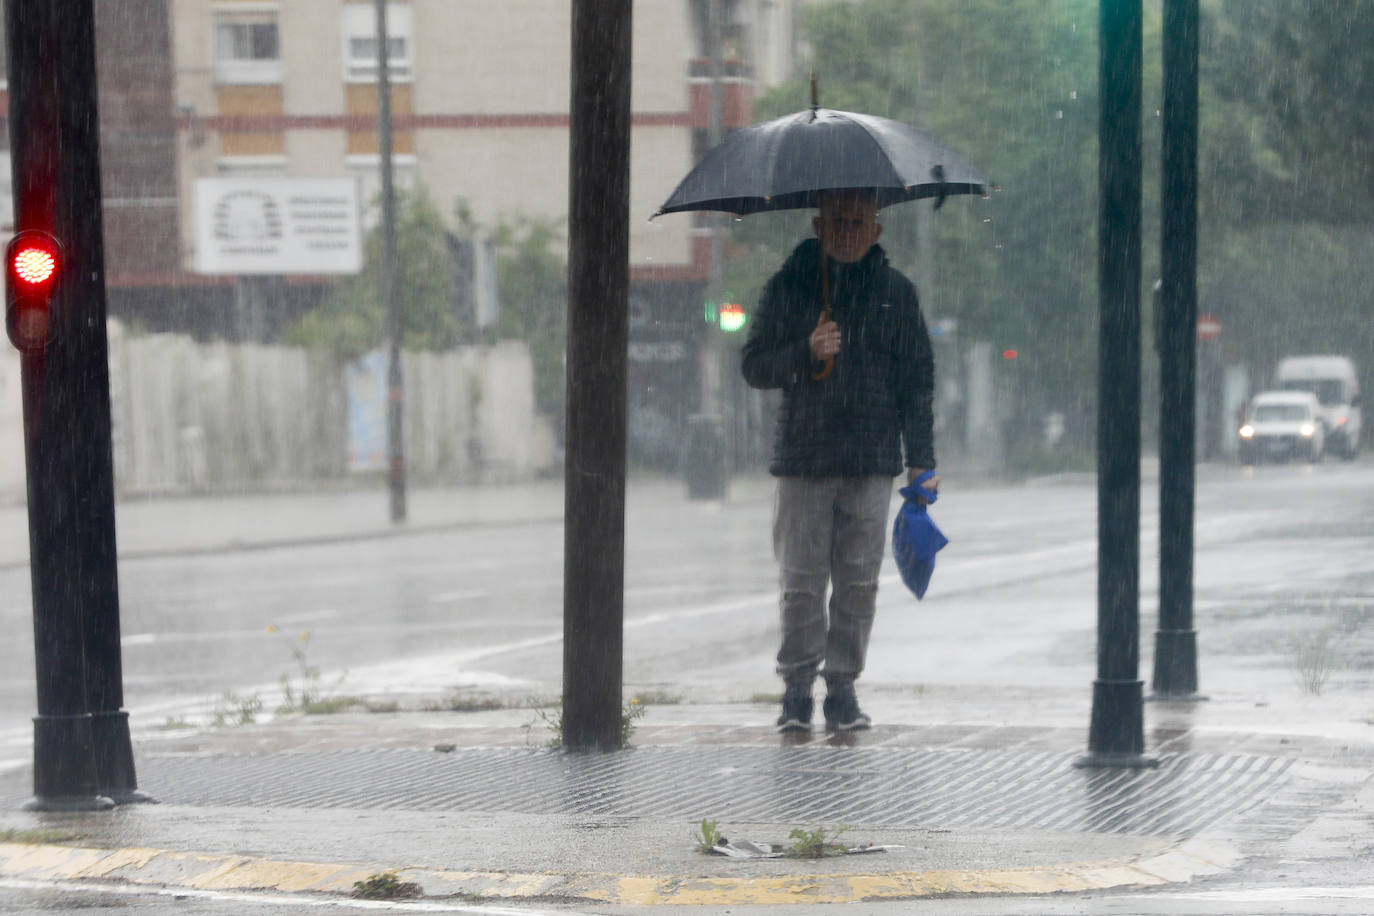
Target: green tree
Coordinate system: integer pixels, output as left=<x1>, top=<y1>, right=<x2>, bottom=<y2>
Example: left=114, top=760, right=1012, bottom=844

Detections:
left=492, top=216, right=568, bottom=422
left=286, top=190, right=568, bottom=423
left=286, top=184, right=458, bottom=360
left=735, top=0, right=1111, bottom=443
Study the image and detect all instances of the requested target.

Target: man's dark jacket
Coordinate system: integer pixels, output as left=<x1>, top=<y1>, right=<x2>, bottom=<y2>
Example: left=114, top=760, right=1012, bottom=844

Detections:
left=741, top=238, right=935, bottom=477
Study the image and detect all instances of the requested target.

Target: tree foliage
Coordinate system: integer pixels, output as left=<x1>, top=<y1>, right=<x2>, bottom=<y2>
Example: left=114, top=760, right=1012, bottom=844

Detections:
left=285, top=187, right=567, bottom=419
left=737, top=0, right=1373, bottom=437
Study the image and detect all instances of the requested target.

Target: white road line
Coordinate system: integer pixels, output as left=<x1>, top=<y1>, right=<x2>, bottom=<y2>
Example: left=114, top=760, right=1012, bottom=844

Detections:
left=429, top=589, right=487, bottom=603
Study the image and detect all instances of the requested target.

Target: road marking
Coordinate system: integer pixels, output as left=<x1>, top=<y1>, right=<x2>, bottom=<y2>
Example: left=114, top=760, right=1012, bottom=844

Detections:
left=429, top=589, right=487, bottom=603
left=0, top=837, right=1241, bottom=906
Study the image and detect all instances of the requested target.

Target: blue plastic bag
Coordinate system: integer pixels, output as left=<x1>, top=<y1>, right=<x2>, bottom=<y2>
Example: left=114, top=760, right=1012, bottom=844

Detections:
left=892, top=470, right=948, bottom=600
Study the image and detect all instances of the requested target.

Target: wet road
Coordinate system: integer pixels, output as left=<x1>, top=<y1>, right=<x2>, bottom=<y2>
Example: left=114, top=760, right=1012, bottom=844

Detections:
left=2, top=461, right=1372, bottom=759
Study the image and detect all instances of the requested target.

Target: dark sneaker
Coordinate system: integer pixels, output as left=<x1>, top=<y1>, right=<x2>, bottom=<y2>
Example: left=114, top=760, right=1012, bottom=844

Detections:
left=776, top=686, right=813, bottom=733
left=823, top=683, right=872, bottom=732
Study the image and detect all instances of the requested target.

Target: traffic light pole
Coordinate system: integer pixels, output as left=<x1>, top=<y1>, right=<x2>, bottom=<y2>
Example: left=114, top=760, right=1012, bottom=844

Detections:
left=1079, top=0, right=1156, bottom=770
left=7, top=0, right=147, bottom=807
left=1153, top=0, right=1204, bottom=701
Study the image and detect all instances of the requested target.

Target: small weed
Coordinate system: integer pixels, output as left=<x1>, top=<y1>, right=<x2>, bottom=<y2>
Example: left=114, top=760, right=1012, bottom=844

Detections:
left=750, top=692, right=783, bottom=705
left=299, top=695, right=369, bottom=715
left=160, top=716, right=192, bottom=730
left=786, top=823, right=850, bottom=858
left=0, top=827, right=81, bottom=844
left=631, top=689, right=682, bottom=706
left=365, top=699, right=400, bottom=714
left=351, top=871, right=422, bottom=900
left=693, top=818, right=725, bottom=853
left=211, top=689, right=262, bottom=727
left=271, top=627, right=348, bottom=715
left=428, top=695, right=509, bottom=713
left=525, top=696, right=564, bottom=747
left=525, top=695, right=646, bottom=747
left=1293, top=629, right=1336, bottom=696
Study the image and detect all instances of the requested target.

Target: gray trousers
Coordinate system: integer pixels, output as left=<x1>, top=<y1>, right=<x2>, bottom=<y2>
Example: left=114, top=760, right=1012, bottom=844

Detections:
left=772, top=475, right=893, bottom=688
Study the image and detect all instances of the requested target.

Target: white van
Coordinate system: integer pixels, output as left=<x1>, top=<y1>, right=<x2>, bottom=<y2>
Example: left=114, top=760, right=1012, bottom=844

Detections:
left=1273, top=355, right=1362, bottom=459
left=1238, top=390, right=1326, bottom=465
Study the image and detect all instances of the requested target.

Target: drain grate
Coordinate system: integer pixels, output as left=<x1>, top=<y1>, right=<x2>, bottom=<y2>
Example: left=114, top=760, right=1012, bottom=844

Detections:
left=132, top=745, right=1290, bottom=838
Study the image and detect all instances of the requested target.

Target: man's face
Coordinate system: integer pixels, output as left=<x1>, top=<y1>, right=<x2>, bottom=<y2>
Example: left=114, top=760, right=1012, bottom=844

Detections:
left=813, top=195, right=882, bottom=263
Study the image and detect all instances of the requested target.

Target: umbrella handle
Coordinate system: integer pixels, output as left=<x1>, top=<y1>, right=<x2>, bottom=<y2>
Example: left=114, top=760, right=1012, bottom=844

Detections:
left=812, top=251, right=834, bottom=380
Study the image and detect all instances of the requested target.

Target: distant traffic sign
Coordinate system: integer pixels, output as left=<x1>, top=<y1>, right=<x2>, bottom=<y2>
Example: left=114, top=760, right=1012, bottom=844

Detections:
left=1197, top=314, right=1222, bottom=341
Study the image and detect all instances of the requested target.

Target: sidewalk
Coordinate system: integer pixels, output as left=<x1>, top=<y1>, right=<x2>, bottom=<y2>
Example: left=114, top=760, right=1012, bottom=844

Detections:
left=0, top=473, right=1371, bottom=908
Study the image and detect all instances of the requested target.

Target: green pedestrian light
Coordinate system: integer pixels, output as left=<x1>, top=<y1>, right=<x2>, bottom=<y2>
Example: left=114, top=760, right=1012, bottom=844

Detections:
left=718, top=302, right=746, bottom=333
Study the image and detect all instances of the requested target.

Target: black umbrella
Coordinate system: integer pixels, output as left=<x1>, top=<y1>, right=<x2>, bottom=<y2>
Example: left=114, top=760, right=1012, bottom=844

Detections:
left=654, top=87, right=989, bottom=218
left=655, top=82, right=988, bottom=378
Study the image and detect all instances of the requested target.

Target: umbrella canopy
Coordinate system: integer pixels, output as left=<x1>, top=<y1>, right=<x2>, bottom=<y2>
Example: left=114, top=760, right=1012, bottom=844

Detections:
left=655, top=106, right=989, bottom=218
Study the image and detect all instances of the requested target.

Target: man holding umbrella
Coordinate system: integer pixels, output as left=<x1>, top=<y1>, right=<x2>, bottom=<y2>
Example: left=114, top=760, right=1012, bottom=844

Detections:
left=654, top=91, right=984, bottom=732
left=742, top=188, right=937, bottom=733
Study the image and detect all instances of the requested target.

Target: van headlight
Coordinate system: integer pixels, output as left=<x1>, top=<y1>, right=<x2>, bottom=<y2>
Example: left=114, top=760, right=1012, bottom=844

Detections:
left=1300, top=423, right=1316, bottom=437
left=1238, top=424, right=1255, bottom=439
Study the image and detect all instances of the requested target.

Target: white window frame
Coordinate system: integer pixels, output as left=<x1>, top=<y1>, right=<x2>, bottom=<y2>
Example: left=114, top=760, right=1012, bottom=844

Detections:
left=213, top=3, right=283, bottom=85
left=216, top=155, right=288, bottom=178
left=341, top=3, right=413, bottom=83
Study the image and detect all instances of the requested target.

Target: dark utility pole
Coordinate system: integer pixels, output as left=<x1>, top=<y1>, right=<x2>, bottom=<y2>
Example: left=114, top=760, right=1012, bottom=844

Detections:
left=1080, top=0, right=1156, bottom=768
left=7, top=0, right=145, bottom=807
left=686, top=0, right=728, bottom=500
left=1153, top=0, right=1203, bottom=700
left=376, top=0, right=406, bottom=524
left=563, top=0, right=631, bottom=749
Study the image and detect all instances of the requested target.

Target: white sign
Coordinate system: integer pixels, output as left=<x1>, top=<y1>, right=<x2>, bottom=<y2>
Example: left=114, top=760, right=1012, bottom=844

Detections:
left=194, top=178, right=362, bottom=275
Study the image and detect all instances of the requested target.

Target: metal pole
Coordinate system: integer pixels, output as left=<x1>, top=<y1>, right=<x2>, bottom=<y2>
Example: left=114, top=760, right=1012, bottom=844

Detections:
left=7, top=0, right=118, bottom=810
left=1080, top=0, right=1155, bottom=768
left=376, top=0, right=405, bottom=523
left=564, top=0, right=631, bottom=749
left=686, top=0, right=728, bottom=500
left=1153, top=0, right=1203, bottom=700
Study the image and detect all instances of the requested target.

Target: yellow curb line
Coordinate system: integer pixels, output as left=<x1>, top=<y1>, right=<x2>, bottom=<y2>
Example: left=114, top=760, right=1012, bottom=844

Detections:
left=0, top=839, right=1242, bottom=905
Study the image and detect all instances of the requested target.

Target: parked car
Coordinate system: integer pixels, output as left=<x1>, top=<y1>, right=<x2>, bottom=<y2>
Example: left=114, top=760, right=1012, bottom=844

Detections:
left=1273, top=355, right=1362, bottom=460
left=1237, top=390, right=1326, bottom=465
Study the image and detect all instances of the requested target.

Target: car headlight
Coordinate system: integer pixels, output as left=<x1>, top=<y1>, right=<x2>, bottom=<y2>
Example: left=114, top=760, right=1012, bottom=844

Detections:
left=1300, top=423, right=1316, bottom=437
left=1238, top=425, right=1255, bottom=439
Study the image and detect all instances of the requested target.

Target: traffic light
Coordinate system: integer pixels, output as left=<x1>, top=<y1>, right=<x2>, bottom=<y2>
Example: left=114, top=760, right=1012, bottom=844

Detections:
left=6, top=230, right=62, bottom=352
left=1002, top=348, right=1019, bottom=361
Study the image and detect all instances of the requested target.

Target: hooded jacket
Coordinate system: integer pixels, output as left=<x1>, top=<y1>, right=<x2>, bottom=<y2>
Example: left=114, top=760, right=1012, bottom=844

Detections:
left=741, top=238, right=935, bottom=477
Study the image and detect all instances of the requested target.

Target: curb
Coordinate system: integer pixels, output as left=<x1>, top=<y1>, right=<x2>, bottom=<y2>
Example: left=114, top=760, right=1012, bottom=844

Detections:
left=0, top=838, right=1242, bottom=905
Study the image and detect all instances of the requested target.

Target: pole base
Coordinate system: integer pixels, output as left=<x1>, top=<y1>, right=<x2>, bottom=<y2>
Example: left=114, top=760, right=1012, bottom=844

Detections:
left=1084, top=677, right=1156, bottom=766
left=31, top=713, right=103, bottom=802
left=1151, top=628, right=1200, bottom=696
left=22, top=793, right=115, bottom=812
left=1074, top=751, right=1159, bottom=769
left=683, top=414, right=727, bottom=500
left=1146, top=691, right=1209, bottom=703
left=90, top=710, right=155, bottom=804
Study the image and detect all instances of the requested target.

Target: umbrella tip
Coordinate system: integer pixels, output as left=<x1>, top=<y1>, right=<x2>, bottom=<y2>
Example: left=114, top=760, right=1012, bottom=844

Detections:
left=809, top=72, right=819, bottom=109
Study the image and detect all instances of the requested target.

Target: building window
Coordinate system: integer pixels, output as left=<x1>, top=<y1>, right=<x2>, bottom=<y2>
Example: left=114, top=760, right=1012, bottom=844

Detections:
left=216, top=156, right=288, bottom=177
left=342, top=3, right=413, bottom=83
left=214, top=6, right=283, bottom=85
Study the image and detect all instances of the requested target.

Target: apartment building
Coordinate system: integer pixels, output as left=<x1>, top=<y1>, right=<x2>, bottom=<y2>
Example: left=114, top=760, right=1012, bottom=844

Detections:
left=2, top=1, right=802, bottom=463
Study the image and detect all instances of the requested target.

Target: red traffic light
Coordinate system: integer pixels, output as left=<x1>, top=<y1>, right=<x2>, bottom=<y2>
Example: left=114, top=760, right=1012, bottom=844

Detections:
left=13, top=245, right=57, bottom=286
left=1002, top=348, right=1019, bottom=360
left=6, top=230, right=63, bottom=352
